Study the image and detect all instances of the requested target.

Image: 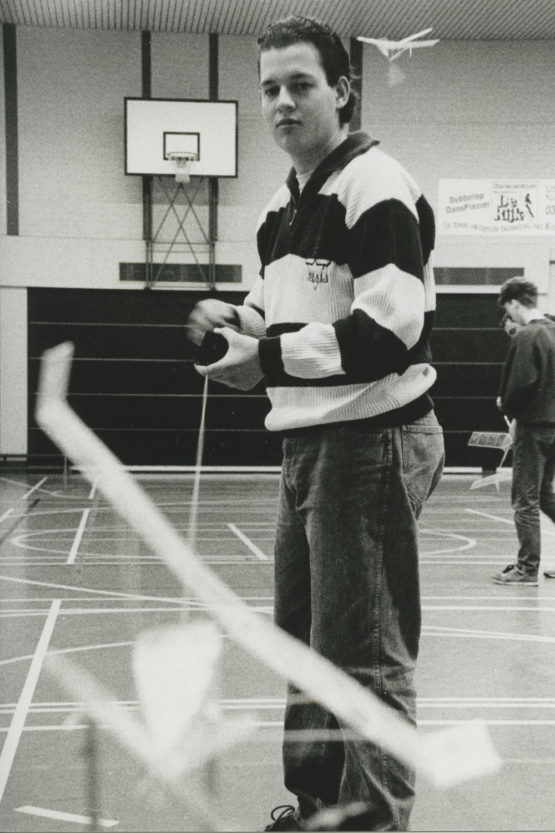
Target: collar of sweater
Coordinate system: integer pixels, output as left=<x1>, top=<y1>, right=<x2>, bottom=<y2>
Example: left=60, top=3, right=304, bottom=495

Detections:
left=286, top=131, right=380, bottom=202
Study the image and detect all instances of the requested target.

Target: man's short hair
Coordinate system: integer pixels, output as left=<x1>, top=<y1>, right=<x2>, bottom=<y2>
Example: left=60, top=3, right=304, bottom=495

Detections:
left=498, top=276, right=538, bottom=309
left=257, top=15, right=359, bottom=126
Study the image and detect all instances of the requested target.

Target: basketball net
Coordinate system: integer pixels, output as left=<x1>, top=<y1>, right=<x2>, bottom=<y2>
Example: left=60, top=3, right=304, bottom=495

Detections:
left=167, top=151, right=198, bottom=183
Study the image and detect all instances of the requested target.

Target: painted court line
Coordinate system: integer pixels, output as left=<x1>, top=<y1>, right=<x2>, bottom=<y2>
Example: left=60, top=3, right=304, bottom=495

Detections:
left=22, top=477, right=48, bottom=500
left=227, top=522, right=270, bottom=560
left=0, top=600, right=61, bottom=803
left=0, top=509, right=14, bottom=524
left=424, top=624, right=555, bottom=642
left=466, top=507, right=555, bottom=537
left=0, top=640, right=135, bottom=669
left=0, top=573, right=201, bottom=606
left=67, top=508, right=91, bottom=564
left=16, top=805, right=118, bottom=828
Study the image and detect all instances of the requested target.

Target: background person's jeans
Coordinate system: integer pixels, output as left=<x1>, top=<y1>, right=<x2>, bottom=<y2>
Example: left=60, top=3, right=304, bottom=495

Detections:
left=274, top=413, right=444, bottom=830
left=512, top=421, right=555, bottom=575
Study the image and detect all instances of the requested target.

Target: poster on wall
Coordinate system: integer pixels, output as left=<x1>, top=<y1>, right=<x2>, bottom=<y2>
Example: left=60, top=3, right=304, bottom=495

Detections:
left=438, top=179, right=555, bottom=235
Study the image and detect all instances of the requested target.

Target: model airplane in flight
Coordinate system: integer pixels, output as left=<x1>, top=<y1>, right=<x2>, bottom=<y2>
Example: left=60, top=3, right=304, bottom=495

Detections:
left=356, top=28, right=439, bottom=62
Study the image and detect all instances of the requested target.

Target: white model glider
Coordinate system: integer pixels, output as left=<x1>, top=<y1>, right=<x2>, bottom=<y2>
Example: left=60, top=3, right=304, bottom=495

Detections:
left=356, top=28, right=439, bottom=62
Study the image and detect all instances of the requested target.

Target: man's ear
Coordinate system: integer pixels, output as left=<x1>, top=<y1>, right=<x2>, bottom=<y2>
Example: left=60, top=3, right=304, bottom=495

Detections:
left=335, top=76, right=350, bottom=110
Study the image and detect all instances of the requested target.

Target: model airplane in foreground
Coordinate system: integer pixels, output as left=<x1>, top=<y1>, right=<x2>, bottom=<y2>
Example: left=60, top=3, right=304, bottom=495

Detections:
left=356, top=28, right=439, bottom=61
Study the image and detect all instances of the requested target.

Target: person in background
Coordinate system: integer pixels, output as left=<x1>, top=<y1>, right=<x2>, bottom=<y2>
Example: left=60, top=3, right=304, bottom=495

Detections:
left=500, top=311, right=522, bottom=339
left=493, top=277, right=555, bottom=584
left=187, top=15, right=444, bottom=830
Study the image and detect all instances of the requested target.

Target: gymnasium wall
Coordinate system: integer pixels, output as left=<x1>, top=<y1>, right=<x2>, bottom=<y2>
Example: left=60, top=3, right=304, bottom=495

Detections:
left=1, top=25, right=554, bottom=464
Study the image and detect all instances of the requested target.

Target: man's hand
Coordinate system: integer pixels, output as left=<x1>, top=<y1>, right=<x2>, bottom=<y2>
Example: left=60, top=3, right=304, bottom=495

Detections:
left=194, top=328, right=264, bottom=391
left=496, top=396, right=503, bottom=412
left=186, top=299, right=239, bottom=346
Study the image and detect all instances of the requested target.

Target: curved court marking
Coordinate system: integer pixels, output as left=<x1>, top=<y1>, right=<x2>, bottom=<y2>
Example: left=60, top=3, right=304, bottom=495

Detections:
left=8, top=526, right=476, bottom=562
left=466, top=507, right=555, bottom=537
left=419, top=528, right=476, bottom=555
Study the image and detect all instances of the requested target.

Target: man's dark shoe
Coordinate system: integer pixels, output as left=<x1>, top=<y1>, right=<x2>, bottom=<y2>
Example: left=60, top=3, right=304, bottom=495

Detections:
left=544, top=570, right=555, bottom=578
left=492, top=564, right=538, bottom=585
left=264, top=805, right=303, bottom=831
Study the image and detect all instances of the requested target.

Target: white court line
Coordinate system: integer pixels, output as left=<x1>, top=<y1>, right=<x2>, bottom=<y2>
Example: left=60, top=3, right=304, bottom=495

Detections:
left=0, top=573, right=201, bottom=607
left=245, top=718, right=555, bottom=728
left=0, top=640, right=134, bottom=668
left=0, top=509, right=14, bottom=524
left=423, top=624, right=555, bottom=644
left=5, top=718, right=555, bottom=732
left=0, top=607, right=194, bottom=618
left=22, top=477, right=48, bottom=500
left=16, top=805, right=118, bottom=828
left=466, top=507, right=555, bottom=537
left=67, top=508, right=90, bottom=565
left=227, top=522, right=270, bottom=561
left=424, top=604, right=555, bottom=612
left=0, top=599, right=61, bottom=803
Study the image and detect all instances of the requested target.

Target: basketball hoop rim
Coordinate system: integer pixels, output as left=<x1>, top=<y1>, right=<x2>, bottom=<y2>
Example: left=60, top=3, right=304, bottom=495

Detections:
left=166, top=151, right=198, bottom=162
left=166, top=151, right=198, bottom=183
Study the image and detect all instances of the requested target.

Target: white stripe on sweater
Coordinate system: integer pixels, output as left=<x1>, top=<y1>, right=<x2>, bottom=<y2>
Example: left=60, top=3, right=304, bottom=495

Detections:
left=281, top=323, right=345, bottom=378
left=261, top=255, right=353, bottom=326
left=264, top=364, right=437, bottom=432
left=330, top=149, right=420, bottom=229
left=353, top=265, right=425, bottom=350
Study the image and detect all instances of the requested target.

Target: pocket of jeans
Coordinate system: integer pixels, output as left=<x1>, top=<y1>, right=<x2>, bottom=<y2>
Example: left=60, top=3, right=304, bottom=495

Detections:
left=400, top=418, right=445, bottom=513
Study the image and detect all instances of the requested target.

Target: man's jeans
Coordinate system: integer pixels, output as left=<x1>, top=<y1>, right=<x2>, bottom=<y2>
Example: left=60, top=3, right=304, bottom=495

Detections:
left=274, top=413, right=444, bottom=831
left=512, top=421, right=555, bottom=575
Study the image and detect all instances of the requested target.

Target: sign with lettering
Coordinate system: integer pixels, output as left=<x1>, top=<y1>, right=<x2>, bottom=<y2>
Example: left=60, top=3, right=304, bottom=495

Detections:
left=438, top=179, right=555, bottom=235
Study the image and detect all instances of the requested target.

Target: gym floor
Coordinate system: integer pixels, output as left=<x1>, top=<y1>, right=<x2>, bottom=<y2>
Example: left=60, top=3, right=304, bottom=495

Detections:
left=1, top=471, right=555, bottom=832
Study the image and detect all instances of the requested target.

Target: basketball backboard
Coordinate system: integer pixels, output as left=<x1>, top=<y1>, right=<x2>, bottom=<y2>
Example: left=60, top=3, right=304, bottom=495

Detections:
left=124, top=98, right=238, bottom=178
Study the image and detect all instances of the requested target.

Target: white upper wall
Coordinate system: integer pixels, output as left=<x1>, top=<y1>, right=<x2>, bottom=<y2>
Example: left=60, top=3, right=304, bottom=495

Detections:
left=0, top=28, right=553, bottom=293
left=360, top=40, right=555, bottom=296
left=18, top=28, right=141, bottom=240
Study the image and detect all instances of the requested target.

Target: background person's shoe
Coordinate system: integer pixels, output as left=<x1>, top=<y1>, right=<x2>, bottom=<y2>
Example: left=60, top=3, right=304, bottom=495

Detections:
left=492, top=564, right=538, bottom=585
left=544, top=570, right=555, bottom=578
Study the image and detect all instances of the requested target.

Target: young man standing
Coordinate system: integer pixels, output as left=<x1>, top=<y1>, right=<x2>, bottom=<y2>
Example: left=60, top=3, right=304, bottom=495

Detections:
left=493, top=277, right=555, bottom=585
left=187, top=16, right=444, bottom=831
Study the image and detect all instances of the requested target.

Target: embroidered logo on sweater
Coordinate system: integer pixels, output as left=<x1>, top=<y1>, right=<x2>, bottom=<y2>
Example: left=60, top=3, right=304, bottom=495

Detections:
left=306, top=259, right=331, bottom=290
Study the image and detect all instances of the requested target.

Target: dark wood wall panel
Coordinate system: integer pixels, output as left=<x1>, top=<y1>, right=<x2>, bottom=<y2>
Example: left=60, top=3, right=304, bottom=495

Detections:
left=27, top=287, right=275, bottom=467
left=28, top=288, right=510, bottom=468
left=432, top=292, right=511, bottom=467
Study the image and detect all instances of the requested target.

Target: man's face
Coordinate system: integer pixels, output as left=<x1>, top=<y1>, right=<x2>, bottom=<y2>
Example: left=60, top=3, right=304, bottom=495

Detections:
left=502, top=315, right=521, bottom=337
left=259, top=42, right=347, bottom=171
left=503, top=299, right=526, bottom=327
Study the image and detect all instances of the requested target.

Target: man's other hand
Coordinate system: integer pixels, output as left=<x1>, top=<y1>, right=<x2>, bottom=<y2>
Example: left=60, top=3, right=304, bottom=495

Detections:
left=186, top=299, right=239, bottom=346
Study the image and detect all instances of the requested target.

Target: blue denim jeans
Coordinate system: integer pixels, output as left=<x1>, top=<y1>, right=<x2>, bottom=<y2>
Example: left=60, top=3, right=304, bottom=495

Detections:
left=512, top=421, right=555, bottom=575
left=274, top=413, right=444, bottom=830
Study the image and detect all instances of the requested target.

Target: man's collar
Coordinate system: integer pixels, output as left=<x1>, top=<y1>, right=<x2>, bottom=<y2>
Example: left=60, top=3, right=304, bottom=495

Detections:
left=286, top=131, right=379, bottom=197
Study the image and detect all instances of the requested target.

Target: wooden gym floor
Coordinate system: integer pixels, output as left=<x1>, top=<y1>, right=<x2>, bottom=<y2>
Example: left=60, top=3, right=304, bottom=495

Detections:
left=1, top=471, right=555, bottom=832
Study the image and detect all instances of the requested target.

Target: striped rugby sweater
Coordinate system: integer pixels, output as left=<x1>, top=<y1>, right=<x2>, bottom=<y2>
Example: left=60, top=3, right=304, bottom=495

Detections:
left=235, top=132, right=437, bottom=432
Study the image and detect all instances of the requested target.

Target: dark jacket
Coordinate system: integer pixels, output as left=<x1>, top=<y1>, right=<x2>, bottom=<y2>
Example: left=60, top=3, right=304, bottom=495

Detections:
left=499, top=317, right=555, bottom=424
